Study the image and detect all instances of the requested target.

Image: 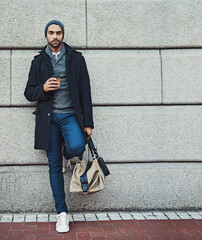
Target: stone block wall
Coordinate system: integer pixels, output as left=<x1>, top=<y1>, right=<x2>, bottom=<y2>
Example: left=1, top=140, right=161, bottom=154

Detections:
left=0, top=0, right=201, bottom=212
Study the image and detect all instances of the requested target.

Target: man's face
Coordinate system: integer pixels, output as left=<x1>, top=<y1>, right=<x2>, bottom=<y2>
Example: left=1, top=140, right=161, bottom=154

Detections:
left=46, top=24, right=63, bottom=49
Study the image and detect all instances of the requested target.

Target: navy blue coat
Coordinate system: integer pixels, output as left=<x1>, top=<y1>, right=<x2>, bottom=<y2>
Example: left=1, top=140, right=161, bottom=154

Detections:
left=24, top=42, right=94, bottom=151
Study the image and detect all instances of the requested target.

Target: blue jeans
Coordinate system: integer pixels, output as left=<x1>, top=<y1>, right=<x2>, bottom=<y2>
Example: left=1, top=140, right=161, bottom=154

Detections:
left=46, top=112, right=86, bottom=214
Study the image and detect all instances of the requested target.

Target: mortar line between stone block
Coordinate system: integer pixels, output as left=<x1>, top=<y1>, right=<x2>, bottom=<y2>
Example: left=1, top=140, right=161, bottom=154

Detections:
left=174, top=211, right=182, bottom=219
left=3, top=103, right=202, bottom=108
left=0, top=160, right=202, bottom=167
left=159, top=49, right=163, bottom=104
left=1, top=47, right=202, bottom=51
left=187, top=212, right=194, bottom=219
left=10, top=50, right=12, bottom=105
left=85, top=0, right=88, bottom=48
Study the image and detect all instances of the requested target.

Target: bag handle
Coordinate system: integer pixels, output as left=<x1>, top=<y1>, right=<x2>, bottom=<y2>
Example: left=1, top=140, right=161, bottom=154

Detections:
left=83, top=132, right=110, bottom=177
left=84, top=132, right=98, bottom=158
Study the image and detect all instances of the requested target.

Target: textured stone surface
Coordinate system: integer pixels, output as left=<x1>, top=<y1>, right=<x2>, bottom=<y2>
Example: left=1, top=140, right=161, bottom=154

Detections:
left=37, top=213, right=49, bottom=222
left=96, top=213, right=109, bottom=221
left=107, top=213, right=122, bottom=220
left=162, top=49, right=202, bottom=103
left=1, top=215, right=13, bottom=222
left=92, top=106, right=202, bottom=162
left=119, top=213, right=133, bottom=220
left=0, top=0, right=86, bottom=48
left=0, top=51, right=11, bottom=105
left=1, top=211, right=201, bottom=222
left=0, top=106, right=201, bottom=165
left=84, top=50, right=161, bottom=104
left=0, top=107, right=46, bottom=165
left=12, top=50, right=39, bottom=106
left=13, top=215, right=25, bottom=222
left=0, top=163, right=201, bottom=212
left=49, top=214, right=57, bottom=222
left=164, top=212, right=180, bottom=219
left=141, top=212, right=157, bottom=219
left=72, top=213, right=85, bottom=221
left=187, top=212, right=202, bottom=219
left=153, top=212, right=168, bottom=219
left=130, top=212, right=145, bottom=220
left=25, top=214, right=37, bottom=222
left=87, top=0, right=202, bottom=48
left=175, top=212, right=192, bottom=219
left=83, top=213, right=97, bottom=221
left=12, top=49, right=161, bottom=105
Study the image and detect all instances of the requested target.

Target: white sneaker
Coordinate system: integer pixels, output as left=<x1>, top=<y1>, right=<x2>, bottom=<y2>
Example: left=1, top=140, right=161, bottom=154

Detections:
left=56, top=212, right=69, bottom=233
left=62, top=158, right=68, bottom=173
left=62, top=158, right=72, bottom=173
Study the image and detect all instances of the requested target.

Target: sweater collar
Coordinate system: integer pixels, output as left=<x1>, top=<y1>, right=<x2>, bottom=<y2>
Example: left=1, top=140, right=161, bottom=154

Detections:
left=45, top=43, right=66, bottom=62
left=40, top=42, right=74, bottom=66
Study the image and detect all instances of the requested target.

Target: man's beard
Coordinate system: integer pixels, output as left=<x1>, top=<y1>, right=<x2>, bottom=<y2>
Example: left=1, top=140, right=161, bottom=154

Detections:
left=48, top=40, right=62, bottom=49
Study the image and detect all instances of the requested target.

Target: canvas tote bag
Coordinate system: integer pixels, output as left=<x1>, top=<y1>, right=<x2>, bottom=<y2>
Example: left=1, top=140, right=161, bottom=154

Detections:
left=70, top=136, right=109, bottom=194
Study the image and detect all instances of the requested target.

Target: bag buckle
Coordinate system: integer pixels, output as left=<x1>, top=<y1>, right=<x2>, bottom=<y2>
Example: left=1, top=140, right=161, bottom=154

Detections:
left=81, top=183, right=89, bottom=192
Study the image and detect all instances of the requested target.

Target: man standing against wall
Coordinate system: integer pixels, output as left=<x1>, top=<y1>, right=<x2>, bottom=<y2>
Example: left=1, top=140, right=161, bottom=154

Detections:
left=24, top=20, right=94, bottom=233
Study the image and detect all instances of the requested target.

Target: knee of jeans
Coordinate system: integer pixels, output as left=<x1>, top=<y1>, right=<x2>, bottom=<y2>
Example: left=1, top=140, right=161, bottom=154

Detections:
left=68, top=143, right=85, bottom=157
left=48, top=161, right=62, bottom=173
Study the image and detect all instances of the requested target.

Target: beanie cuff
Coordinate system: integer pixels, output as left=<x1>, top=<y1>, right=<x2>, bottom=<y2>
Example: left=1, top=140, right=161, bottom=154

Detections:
left=45, top=20, right=64, bottom=37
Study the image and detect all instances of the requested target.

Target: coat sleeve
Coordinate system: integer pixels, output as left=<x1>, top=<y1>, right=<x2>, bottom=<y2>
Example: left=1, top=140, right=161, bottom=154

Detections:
left=79, top=56, right=94, bottom=129
left=24, top=59, right=51, bottom=102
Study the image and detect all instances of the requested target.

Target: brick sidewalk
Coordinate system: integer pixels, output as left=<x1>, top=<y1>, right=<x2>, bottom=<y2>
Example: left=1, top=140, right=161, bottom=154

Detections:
left=0, top=219, right=202, bottom=240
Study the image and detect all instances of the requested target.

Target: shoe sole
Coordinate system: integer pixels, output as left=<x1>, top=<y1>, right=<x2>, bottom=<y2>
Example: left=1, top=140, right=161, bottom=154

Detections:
left=56, top=227, right=69, bottom=233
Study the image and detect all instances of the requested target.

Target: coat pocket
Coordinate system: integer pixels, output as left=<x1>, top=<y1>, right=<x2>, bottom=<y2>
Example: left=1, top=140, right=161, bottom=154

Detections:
left=32, top=108, right=41, bottom=115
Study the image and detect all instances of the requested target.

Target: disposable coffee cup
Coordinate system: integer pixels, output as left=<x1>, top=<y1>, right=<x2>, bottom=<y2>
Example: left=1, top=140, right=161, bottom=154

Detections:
left=54, top=76, right=61, bottom=87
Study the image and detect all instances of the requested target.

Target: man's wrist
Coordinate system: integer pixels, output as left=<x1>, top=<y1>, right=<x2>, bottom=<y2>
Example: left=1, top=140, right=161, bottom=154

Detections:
left=43, top=84, right=46, bottom=92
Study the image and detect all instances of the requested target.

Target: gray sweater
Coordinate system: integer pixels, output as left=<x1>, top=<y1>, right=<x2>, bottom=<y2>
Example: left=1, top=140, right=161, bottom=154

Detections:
left=45, top=44, right=75, bottom=114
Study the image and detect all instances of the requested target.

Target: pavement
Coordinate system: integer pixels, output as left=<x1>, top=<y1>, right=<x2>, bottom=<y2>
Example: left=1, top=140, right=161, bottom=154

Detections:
left=0, top=211, right=201, bottom=240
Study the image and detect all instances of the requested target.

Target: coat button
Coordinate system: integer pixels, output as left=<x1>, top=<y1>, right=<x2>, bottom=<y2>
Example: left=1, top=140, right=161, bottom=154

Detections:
left=48, top=113, right=51, bottom=116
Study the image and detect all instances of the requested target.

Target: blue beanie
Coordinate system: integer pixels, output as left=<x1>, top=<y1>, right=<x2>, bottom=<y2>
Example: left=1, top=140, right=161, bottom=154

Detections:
left=44, top=20, right=64, bottom=37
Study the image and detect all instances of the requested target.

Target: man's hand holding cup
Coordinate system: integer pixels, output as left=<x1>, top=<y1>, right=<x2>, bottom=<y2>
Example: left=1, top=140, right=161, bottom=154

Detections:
left=43, top=77, right=61, bottom=92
